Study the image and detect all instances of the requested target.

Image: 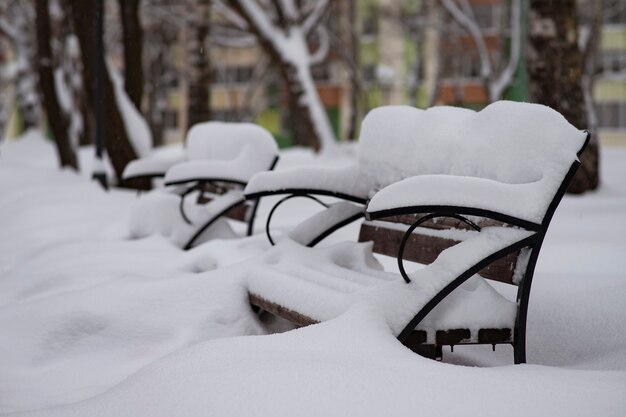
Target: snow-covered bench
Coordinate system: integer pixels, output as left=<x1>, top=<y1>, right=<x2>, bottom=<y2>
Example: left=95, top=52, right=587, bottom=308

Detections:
left=244, top=101, right=589, bottom=363
left=126, top=122, right=279, bottom=249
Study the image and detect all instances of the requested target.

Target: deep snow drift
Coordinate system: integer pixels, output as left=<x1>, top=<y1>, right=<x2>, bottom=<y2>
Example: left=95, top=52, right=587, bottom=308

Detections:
left=0, top=132, right=625, bottom=416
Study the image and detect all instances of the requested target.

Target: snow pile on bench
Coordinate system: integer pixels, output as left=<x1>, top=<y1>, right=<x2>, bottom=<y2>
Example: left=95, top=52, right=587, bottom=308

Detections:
left=364, top=101, right=587, bottom=224
left=247, top=227, right=530, bottom=340
left=164, top=122, right=278, bottom=185
left=245, top=101, right=586, bottom=216
left=123, top=122, right=278, bottom=182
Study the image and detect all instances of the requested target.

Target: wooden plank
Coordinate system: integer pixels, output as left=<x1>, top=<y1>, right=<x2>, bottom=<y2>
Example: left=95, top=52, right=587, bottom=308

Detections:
left=195, top=182, right=249, bottom=222
left=358, top=223, right=519, bottom=285
left=249, top=293, right=318, bottom=327
left=379, top=213, right=505, bottom=230
left=478, top=328, right=512, bottom=344
left=436, top=329, right=472, bottom=345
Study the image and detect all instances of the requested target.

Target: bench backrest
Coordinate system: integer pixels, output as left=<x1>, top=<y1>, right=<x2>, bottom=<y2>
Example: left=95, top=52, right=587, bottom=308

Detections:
left=357, top=101, right=586, bottom=192
left=186, top=121, right=278, bottom=168
left=356, top=101, right=588, bottom=286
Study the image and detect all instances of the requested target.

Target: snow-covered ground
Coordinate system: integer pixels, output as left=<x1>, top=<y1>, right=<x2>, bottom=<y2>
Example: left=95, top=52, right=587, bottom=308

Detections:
left=0, top=132, right=625, bottom=416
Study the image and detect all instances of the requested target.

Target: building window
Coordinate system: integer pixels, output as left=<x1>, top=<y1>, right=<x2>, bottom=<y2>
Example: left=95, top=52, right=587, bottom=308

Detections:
left=162, top=110, right=178, bottom=128
left=598, top=51, right=626, bottom=74
left=311, top=64, right=331, bottom=82
left=597, top=102, right=626, bottom=129
left=362, top=64, right=377, bottom=84
left=211, top=108, right=251, bottom=122
left=604, top=4, right=626, bottom=24
left=212, top=66, right=254, bottom=85
left=362, top=7, right=378, bottom=36
left=473, top=4, right=496, bottom=30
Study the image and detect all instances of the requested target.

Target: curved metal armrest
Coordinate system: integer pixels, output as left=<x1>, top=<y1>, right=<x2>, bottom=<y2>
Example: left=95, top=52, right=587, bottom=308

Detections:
left=395, top=228, right=538, bottom=342
left=366, top=204, right=542, bottom=232
left=245, top=188, right=367, bottom=205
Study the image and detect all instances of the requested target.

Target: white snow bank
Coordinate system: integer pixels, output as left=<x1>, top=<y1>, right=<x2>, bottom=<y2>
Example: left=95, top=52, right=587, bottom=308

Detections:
left=1, top=134, right=626, bottom=416
left=128, top=188, right=245, bottom=248
left=19, top=306, right=626, bottom=417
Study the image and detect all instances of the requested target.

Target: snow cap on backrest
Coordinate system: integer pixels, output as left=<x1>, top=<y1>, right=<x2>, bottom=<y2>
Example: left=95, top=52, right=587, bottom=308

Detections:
left=358, top=101, right=587, bottom=191
left=185, top=122, right=278, bottom=165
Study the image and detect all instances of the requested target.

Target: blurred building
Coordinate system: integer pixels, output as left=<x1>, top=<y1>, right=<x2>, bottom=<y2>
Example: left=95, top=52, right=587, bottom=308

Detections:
left=595, top=8, right=626, bottom=146
left=148, top=0, right=626, bottom=146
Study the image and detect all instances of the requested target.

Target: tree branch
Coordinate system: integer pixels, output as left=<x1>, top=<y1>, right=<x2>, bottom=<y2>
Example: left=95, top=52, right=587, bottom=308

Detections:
left=302, top=0, right=329, bottom=35
left=439, top=0, right=492, bottom=79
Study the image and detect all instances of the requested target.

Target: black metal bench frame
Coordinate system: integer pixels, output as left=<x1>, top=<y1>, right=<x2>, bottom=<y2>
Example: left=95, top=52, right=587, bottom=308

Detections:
left=246, top=132, right=589, bottom=364
left=168, top=156, right=279, bottom=250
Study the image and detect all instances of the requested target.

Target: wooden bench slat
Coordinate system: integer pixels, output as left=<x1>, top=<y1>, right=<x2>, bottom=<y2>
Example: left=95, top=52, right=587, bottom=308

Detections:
left=358, top=222, right=520, bottom=285
left=249, top=293, right=318, bottom=327
left=379, top=214, right=505, bottom=230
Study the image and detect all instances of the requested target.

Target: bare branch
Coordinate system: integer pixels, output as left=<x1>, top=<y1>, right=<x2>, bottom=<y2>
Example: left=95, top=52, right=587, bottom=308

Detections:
left=439, top=0, right=492, bottom=78
left=214, top=0, right=249, bottom=31
left=309, top=26, right=329, bottom=65
left=490, top=0, right=521, bottom=101
left=302, top=0, right=329, bottom=35
left=0, top=18, right=17, bottom=43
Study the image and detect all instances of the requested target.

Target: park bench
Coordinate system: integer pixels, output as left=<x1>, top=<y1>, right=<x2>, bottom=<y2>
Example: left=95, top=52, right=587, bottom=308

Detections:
left=244, top=101, right=589, bottom=363
left=124, top=122, right=279, bottom=249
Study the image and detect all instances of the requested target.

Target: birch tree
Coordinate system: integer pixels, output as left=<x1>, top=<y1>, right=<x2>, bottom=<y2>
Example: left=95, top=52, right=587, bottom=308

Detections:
left=222, top=0, right=337, bottom=153
left=440, top=0, right=522, bottom=103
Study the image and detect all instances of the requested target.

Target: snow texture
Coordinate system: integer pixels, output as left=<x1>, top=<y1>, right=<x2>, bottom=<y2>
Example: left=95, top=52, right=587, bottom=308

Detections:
left=163, top=122, right=278, bottom=185
left=248, top=227, right=529, bottom=339
left=126, top=122, right=277, bottom=245
left=364, top=102, right=586, bottom=224
left=0, top=132, right=625, bottom=416
left=287, top=201, right=364, bottom=245
left=247, top=101, right=585, bottom=224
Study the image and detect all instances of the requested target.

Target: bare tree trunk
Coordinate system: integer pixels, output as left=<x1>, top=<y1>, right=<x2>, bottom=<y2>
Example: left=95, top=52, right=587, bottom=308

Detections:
left=187, top=0, right=211, bottom=129
left=34, top=0, right=78, bottom=170
left=118, top=0, right=143, bottom=111
left=68, top=0, right=147, bottom=188
left=527, top=0, right=599, bottom=193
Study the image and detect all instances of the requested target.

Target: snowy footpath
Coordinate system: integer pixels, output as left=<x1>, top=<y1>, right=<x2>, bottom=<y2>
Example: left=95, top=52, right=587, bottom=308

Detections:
left=1, top=133, right=625, bottom=416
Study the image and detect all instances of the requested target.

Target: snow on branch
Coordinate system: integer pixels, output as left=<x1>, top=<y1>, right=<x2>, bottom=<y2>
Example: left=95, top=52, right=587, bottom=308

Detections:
left=309, top=26, right=329, bottom=65
left=302, top=0, right=330, bottom=35
left=0, top=18, right=17, bottom=43
left=440, top=0, right=521, bottom=102
left=214, top=0, right=249, bottom=31
left=440, top=0, right=492, bottom=78
left=490, top=0, right=521, bottom=101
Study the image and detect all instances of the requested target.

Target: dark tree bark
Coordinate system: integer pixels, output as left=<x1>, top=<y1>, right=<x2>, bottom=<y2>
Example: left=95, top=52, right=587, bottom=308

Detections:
left=187, top=0, right=211, bottom=129
left=118, top=0, right=143, bottom=111
left=527, top=0, right=599, bottom=193
left=34, top=0, right=78, bottom=170
left=68, top=0, right=147, bottom=188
